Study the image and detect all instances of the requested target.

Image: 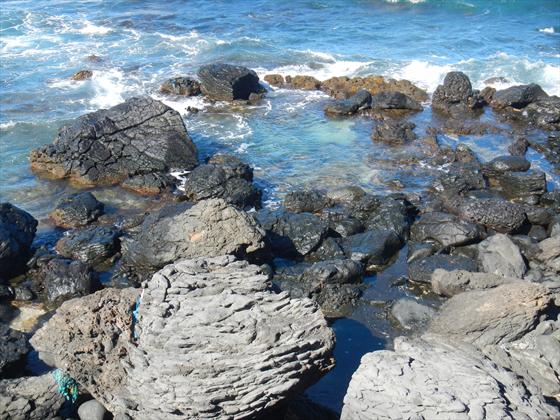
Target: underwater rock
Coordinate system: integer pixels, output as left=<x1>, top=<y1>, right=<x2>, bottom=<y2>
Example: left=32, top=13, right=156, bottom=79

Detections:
left=49, top=192, right=104, bottom=228
left=198, top=63, right=266, bottom=101
left=0, top=203, right=38, bottom=279
left=391, top=299, right=436, bottom=331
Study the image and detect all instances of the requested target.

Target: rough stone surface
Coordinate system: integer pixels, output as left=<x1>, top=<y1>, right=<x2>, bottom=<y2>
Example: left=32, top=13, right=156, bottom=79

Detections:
left=408, top=254, right=477, bottom=284
left=31, top=256, right=335, bottom=419
left=341, top=229, right=402, bottom=269
left=284, top=190, right=331, bottom=213
left=198, top=63, right=265, bottom=101
left=448, top=197, right=526, bottom=233
left=536, top=235, right=560, bottom=273
left=55, top=225, right=120, bottom=267
left=370, top=91, right=422, bottom=111
left=411, top=211, right=485, bottom=247
left=431, top=269, right=518, bottom=297
left=0, top=323, right=29, bottom=376
left=320, top=75, right=427, bottom=102
left=159, top=77, right=201, bottom=96
left=496, top=170, right=547, bottom=203
left=324, top=90, right=372, bottom=115
left=78, top=399, right=108, bottom=420
left=477, top=234, right=526, bottom=278
left=484, top=155, right=531, bottom=174
left=371, top=120, right=416, bottom=145
left=491, top=83, right=548, bottom=109
left=30, top=97, right=198, bottom=188
left=391, top=299, right=436, bottom=330
left=72, top=70, right=93, bottom=80
left=0, top=374, right=66, bottom=420
left=341, top=335, right=559, bottom=420
left=428, top=282, right=553, bottom=347
left=0, top=202, right=38, bottom=278
left=50, top=192, right=104, bottom=228
left=121, top=172, right=177, bottom=195
left=124, top=199, right=266, bottom=270
left=432, top=71, right=483, bottom=114
left=285, top=75, right=321, bottom=90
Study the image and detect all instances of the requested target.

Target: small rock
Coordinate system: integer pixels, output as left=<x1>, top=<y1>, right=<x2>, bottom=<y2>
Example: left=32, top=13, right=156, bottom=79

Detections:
left=477, top=234, right=526, bottom=278
left=408, top=254, right=477, bottom=283
left=55, top=225, right=121, bottom=267
left=286, top=75, right=322, bottom=90
left=341, top=229, right=402, bottom=269
left=78, top=400, right=107, bottom=420
left=370, top=91, right=422, bottom=111
left=159, top=77, right=201, bottom=96
left=264, top=74, right=284, bottom=87
left=391, top=299, right=435, bottom=330
left=324, top=90, right=372, bottom=115
left=71, top=70, right=93, bottom=81
left=371, top=120, right=416, bottom=145
left=50, top=192, right=104, bottom=229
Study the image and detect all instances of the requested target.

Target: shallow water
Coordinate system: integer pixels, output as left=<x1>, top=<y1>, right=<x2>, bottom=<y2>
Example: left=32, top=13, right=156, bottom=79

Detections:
left=1, top=0, right=559, bottom=415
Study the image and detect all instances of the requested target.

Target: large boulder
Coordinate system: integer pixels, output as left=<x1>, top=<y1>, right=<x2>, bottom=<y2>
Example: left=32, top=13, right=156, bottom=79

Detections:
left=324, top=90, right=372, bottom=115
left=197, top=63, right=265, bottom=101
left=31, top=256, right=335, bottom=419
left=0, top=203, right=38, bottom=278
left=428, top=282, right=553, bottom=347
left=124, top=199, right=266, bottom=270
left=491, top=83, right=548, bottom=109
left=477, top=234, right=526, bottom=278
left=432, top=71, right=483, bottom=114
left=411, top=211, right=485, bottom=247
left=30, top=97, right=198, bottom=191
left=49, top=192, right=104, bottom=228
left=0, top=374, right=66, bottom=420
left=341, top=335, right=559, bottom=420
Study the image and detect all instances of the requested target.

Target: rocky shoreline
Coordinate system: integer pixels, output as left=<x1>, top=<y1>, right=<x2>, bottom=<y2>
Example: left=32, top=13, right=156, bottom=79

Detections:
left=1, top=63, right=559, bottom=419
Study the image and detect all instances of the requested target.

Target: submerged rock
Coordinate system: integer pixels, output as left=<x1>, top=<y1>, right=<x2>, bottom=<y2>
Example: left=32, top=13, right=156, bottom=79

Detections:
left=371, top=120, right=416, bottom=145
left=159, top=76, right=201, bottom=96
left=0, top=203, right=38, bottom=278
left=49, top=192, right=104, bottom=228
left=324, top=89, right=372, bottom=115
left=31, top=256, right=335, bottom=419
left=30, top=97, right=198, bottom=190
left=198, top=63, right=265, bottom=101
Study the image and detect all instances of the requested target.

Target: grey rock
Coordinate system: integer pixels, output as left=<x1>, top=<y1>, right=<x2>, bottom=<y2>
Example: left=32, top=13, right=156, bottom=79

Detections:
left=31, top=256, right=335, bottom=419
left=198, top=63, right=265, bottom=101
left=535, top=235, right=560, bottom=273
left=432, top=71, right=484, bottom=114
left=341, top=229, right=402, bottom=270
left=428, top=282, right=553, bottom=346
left=324, top=89, right=371, bottom=115
left=477, top=234, right=526, bottom=278
left=55, top=225, right=120, bottom=267
left=305, top=237, right=346, bottom=262
left=321, top=212, right=364, bottom=237
left=370, top=91, right=422, bottom=111
left=391, top=299, right=436, bottom=330
left=411, top=211, right=485, bottom=247
left=496, top=170, right=547, bottom=203
left=365, top=197, right=414, bottom=239
left=448, top=197, right=526, bottom=233
left=341, top=335, right=559, bottom=420
left=433, top=164, right=486, bottom=196
left=78, top=399, right=107, bottom=420
left=284, top=189, right=331, bottom=213
left=484, top=155, right=531, bottom=174
left=30, top=97, right=198, bottom=189
left=0, top=203, right=38, bottom=278
left=408, top=254, right=477, bottom=284
left=431, top=269, right=518, bottom=297
left=302, top=258, right=364, bottom=285
left=508, top=136, right=529, bottom=156
left=159, top=77, right=201, bottom=96
left=50, top=192, right=104, bottom=228
left=121, top=172, right=177, bottom=195
left=371, top=120, right=416, bottom=145
left=326, top=185, right=366, bottom=204
left=0, top=374, right=66, bottom=420
left=491, top=83, right=548, bottom=109
left=524, top=96, right=560, bottom=130
left=406, top=241, right=436, bottom=263
left=0, top=323, right=29, bottom=375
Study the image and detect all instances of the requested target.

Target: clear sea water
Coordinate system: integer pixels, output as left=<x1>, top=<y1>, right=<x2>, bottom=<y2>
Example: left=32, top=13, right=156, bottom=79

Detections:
left=1, top=0, right=560, bottom=414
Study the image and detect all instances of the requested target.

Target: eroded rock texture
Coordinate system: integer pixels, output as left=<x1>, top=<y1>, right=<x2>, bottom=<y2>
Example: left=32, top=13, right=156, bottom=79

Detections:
left=31, top=256, right=335, bottom=419
left=0, top=202, right=37, bottom=278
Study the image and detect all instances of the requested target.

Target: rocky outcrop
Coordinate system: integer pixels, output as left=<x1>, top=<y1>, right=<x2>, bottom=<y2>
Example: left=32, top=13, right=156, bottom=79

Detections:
left=285, top=75, right=321, bottom=90
left=432, top=71, right=484, bottom=115
left=123, top=199, right=266, bottom=271
left=30, top=97, right=198, bottom=191
left=284, top=189, right=331, bottom=213
left=0, top=374, right=66, bottom=420
left=324, top=90, right=371, bottom=115
left=198, top=63, right=266, bottom=101
left=411, top=211, right=485, bottom=248
left=49, top=192, right=104, bottom=228
left=31, top=256, right=335, bottom=419
left=264, top=74, right=285, bottom=87
left=160, top=76, right=201, bottom=96
left=446, top=197, right=526, bottom=233
left=370, top=91, right=422, bottom=111
left=0, top=203, right=38, bottom=278
left=428, top=282, right=553, bottom=347
left=496, top=170, right=547, bottom=204
left=320, top=75, right=427, bottom=102
left=341, top=335, right=559, bottom=420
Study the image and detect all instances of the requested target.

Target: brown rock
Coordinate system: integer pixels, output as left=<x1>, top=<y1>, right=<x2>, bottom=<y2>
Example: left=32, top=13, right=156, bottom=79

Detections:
left=286, top=75, right=322, bottom=90
left=71, top=70, right=93, bottom=81
left=264, top=74, right=285, bottom=87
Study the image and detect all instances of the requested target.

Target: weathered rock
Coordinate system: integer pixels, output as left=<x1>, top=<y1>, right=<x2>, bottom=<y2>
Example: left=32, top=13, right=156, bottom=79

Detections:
left=536, top=235, right=560, bottom=273
left=263, top=74, right=284, bottom=87
left=0, top=323, right=29, bottom=376
left=407, top=241, right=436, bottom=263
left=524, top=96, right=560, bottom=130
left=159, top=77, right=201, bottom=96
left=0, top=203, right=38, bottom=278
left=408, top=254, right=477, bottom=284
left=391, top=299, right=436, bottom=330
left=30, top=97, right=198, bottom=188
left=302, top=258, right=364, bottom=285
left=411, top=211, right=485, bottom=247
left=477, top=234, right=526, bottom=278
left=71, top=70, right=93, bottom=81
left=31, top=256, right=335, bottom=419
left=326, top=185, right=366, bottom=204
left=78, top=399, right=108, bottom=420
left=432, top=71, right=483, bottom=114
left=447, top=197, right=526, bottom=233
left=491, top=83, right=548, bottom=109
left=431, top=269, right=518, bottom=297
left=121, top=172, right=177, bottom=195
left=508, top=136, right=529, bottom=156
left=484, top=155, right=531, bottom=175
left=321, top=212, right=364, bottom=237
left=305, top=237, right=346, bottom=262
left=124, top=199, right=266, bottom=270
left=0, top=374, right=66, bottom=420
left=496, top=170, right=547, bottom=203
left=198, top=63, right=265, bottom=101
left=321, top=75, right=427, bottom=102
left=341, top=229, right=402, bottom=269
left=433, top=163, right=486, bottom=196
left=50, top=192, right=104, bottom=228
left=370, top=91, right=422, bottom=111
left=55, top=225, right=120, bottom=267
left=371, top=120, right=416, bottom=145
left=285, top=75, right=321, bottom=90
left=428, top=282, right=553, bottom=347
left=324, top=89, right=371, bottom=115
left=365, top=196, right=414, bottom=239
left=341, top=335, right=559, bottom=420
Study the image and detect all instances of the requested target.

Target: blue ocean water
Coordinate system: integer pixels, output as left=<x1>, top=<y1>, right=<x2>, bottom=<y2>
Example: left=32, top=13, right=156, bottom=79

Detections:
left=1, top=0, right=559, bottom=413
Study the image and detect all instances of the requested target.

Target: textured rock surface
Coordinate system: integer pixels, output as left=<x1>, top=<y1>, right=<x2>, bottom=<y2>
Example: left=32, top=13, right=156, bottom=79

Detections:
left=477, top=234, right=526, bottom=278
left=341, top=229, right=402, bottom=269
left=30, top=97, right=198, bottom=188
left=320, top=75, right=427, bottom=102
left=55, top=225, right=120, bottom=267
left=341, top=335, right=559, bottom=420
left=370, top=91, right=422, bottom=111
left=411, top=211, right=485, bottom=247
left=428, top=282, right=553, bottom=347
left=371, top=120, right=416, bottom=145
left=491, top=83, right=548, bottom=109
left=432, top=71, right=483, bottom=114
left=124, top=199, right=266, bottom=270
left=50, top=192, right=104, bottom=228
left=198, top=63, right=265, bottom=101
left=408, top=254, right=477, bottom=284
left=284, top=189, right=331, bottom=213
left=431, top=269, right=517, bottom=297
left=78, top=399, right=108, bottom=420
left=324, top=89, right=371, bottom=115
left=448, top=197, right=526, bottom=233
left=0, top=323, right=29, bottom=375
left=391, top=299, right=436, bottom=330
left=0, top=202, right=38, bottom=278
left=160, top=76, right=201, bottom=96
left=31, top=256, right=335, bottom=419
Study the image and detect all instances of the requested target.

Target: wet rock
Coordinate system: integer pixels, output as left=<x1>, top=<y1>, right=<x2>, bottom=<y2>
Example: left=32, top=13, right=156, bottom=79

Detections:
left=13, top=286, right=33, bottom=301
left=496, top=170, right=547, bottom=203
left=371, top=120, right=416, bottom=145
left=124, top=199, right=266, bottom=271
left=285, top=75, right=321, bottom=90
left=0, top=374, right=66, bottom=420
left=305, top=237, right=346, bottom=262
left=30, top=97, right=198, bottom=188
left=428, top=282, right=553, bottom=346
left=365, top=196, right=414, bottom=239
left=0, top=203, right=38, bottom=278
left=321, top=75, right=427, bottom=102
left=263, top=74, right=284, bottom=87
left=326, top=185, right=366, bottom=204
left=370, top=91, right=422, bottom=111
left=0, top=285, right=13, bottom=300
left=432, top=71, right=483, bottom=114
left=341, top=229, right=402, bottom=269
left=121, top=172, right=177, bottom=195
left=484, top=155, right=531, bottom=174
left=31, top=256, right=335, bottom=419
left=50, top=192, right=104, bottom=228
left=431, top=269, right=517, bottom=297
left=198, top=63, right=265, bottom=101
left=159, top=76, right=201, bottom=96
left=71, top=70, right=93, bottom=81
left=302, top=258, right=364, bottom=285
left=523, top=205, right=553, bottom=226
left=324, top=89, right=371, bottom=115
left=477, top=234, right=526, bottom=278
left=322, top=212, right=364, bottom=237
left=408, top=254, right=477, bottom=284
left=391, top=299, right=436, bottom=330
left=524, top=96, right=560, bottom=130
left=258, top=211, right=329, bottom=258
left=509, top=136, right=529, bottom=156
left=341, top=335, right=559, bottom=420
left=433, top=163, right=486, bottom=196
left=411, top=211, right=485, bottom=247
left=78, top=399, right=108, bottom=420
left=528, top=224, right=548, bottom=242
left=0, top=323, right=29, bottom=376
left=491, top=83, right=548, bottom=109
left=407, top=242, right=436, bottom=263
left=182, top=156, right=261, bottom=209
left=55, top=225, right=121, bottom=267
left=284, top=189, right=331, bottom=213
left=447, top=197, right=526, bottom=233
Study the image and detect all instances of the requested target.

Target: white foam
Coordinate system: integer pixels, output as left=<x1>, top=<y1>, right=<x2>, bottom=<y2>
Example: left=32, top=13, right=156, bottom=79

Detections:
left=154, top=94, right=209, bottom=115
left=78, top=20, right=112, bottom=35
left=394, top=60, right=454, bottom=92
left=256, top=59, right=372, bottom=82
left=539, top=27, right=555, bottom=34
left=0, top=121, right=16, bottom=130
left=89, top=68, right=130, bottom=109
